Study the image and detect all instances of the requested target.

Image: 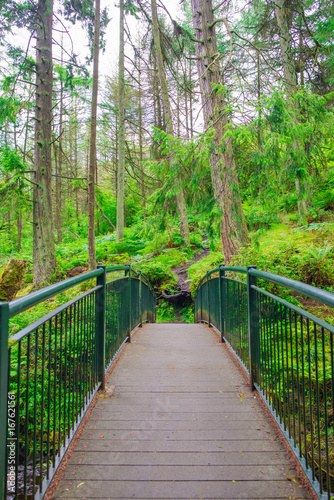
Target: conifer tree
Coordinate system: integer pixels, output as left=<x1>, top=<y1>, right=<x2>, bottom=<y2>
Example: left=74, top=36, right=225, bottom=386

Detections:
left=190, top=0, right=249, bottom=263
left=33, top=0, right=56, bottom=286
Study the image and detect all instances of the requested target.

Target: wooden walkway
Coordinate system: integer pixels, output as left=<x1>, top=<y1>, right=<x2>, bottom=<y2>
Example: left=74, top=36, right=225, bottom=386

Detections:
left=53, top=323, right=310, bottom=500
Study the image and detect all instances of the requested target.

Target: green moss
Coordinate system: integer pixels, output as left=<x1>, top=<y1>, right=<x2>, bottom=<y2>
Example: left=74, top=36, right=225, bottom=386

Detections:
left=0, top=259, right=28, bottom=301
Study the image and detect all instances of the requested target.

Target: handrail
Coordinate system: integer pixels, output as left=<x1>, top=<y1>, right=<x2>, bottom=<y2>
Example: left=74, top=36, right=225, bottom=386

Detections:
left=194, top=265, right=334, bottom=500
left=195, top=266, right=248, bottom=296
left=8, top=269, right=103, bottom=318
left=105, top=265, right=155, bottom=295
left=249, top=268, right=334, bottom=308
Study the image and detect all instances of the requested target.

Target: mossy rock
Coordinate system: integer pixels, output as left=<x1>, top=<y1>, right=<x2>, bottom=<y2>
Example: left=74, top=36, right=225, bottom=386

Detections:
left=0, top=259, right=29, bottom=301
left=16, top=284, right=34, bottom=299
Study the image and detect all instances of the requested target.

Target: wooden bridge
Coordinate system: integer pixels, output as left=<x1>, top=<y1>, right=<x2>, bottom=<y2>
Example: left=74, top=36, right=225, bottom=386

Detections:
left=52, top=323, right=309, bottom=500
left=3, top=265, right=333, bottom=500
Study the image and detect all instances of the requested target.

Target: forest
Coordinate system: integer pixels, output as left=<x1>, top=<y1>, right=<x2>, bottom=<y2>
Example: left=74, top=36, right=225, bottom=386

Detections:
left=1, top=0, right=334, bottom=323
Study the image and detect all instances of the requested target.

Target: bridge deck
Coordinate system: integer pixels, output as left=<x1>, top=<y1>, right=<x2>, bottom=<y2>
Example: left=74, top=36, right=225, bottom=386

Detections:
left=53, top=323, right=309, bottom=500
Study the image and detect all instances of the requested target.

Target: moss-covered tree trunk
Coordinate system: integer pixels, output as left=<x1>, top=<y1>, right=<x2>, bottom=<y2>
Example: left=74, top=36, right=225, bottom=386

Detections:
left=191, top=0, right=249, bottom=263
left=33, top=0, right=56, bottom=287
left=151, top=0, right=190, bottom=246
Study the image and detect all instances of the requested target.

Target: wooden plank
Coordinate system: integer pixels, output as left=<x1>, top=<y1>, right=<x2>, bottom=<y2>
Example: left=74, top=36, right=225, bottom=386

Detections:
left=68, top=450, right=290, bottom=466
left=60, top=464, right=299, bottom=481
left=81, top=429, right=274, bottom=441
left=53, top=479, right=308, bottom=499
left=74, top=438, right=288, bottom=453
left=85, top=419, right=273, bottom=431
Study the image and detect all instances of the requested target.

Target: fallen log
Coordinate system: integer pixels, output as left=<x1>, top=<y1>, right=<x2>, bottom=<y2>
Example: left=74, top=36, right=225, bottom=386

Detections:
left=158, top=290, right=193, bottom=307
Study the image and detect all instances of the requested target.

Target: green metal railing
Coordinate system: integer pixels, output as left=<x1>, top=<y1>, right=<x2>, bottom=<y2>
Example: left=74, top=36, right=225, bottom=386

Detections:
left=195, top=265, right=334, bottom=500
left=0, top=265, right=156, bottom=500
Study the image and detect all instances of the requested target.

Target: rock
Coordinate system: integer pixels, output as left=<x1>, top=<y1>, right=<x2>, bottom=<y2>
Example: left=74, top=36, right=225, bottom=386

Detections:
left=16, top=284, right=34, bottom=299
left=0, top=259, right=29, bottom=302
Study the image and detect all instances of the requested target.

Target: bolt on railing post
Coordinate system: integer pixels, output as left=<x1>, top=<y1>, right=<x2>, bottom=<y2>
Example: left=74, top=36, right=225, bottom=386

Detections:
left=96, top=266, right=106, bottom=390
left=127, top=265, right=132, bottom=342
left=0, top=302, right=9, bottom=500
left=138, top=271, right=142, bottom=327
left=219, top=265, right=225, bottom=342
left=247, top=265, right=259, bottom=390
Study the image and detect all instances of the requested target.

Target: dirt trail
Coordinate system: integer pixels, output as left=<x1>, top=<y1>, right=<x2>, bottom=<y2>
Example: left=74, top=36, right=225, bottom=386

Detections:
left=172, top=247, right=210, bottom=294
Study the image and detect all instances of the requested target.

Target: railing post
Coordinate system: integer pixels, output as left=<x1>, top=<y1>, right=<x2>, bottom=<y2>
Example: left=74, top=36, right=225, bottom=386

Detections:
left=207, top=272, right=211, bottom=327
left=247, top=265, right=259, bottom=390
left=219, top=265, right=225, bottom=343
left=0, top=302, right=10, bottom=500
left=200, top=280, right=203, bottom=322
left=96, top=266, right=106, bottom=391
left=127, top=265, right=132, bottom=342
left=138, top=271, right=142, bottom=327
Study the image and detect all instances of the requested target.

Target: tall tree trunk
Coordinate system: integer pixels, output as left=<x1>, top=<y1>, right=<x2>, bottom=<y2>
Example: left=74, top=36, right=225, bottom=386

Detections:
left=257, top=44, right=262, bottom=204
left=17, top=212, right=22, bottom=250
left=138, top=41, right=146, bottom=218
left=151, top=0, right=190, bottom=245
left=19, top=99, right=31, bottom=251
left=185, top=59, right=189, bottom=140
left=88, top=0, right=100, bottom=269
left=177, top=61, right=180, bottom=137
left=33, top=0, right=56, bottom=287
left=189, top=60, right=193, bottom=138
left=117, top=0, right=125, bottom=240
left=74, top=96, right=79, bottom=218
left=275, top=0, right=308, bottom=221
left=56, top=44, right=64, bottom=243
left=190, top=0, right=249, bottom=263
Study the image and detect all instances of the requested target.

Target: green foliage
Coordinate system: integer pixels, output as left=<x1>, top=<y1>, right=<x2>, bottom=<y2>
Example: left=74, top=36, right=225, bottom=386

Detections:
left=231, top=222, right=334, bottom=291
left=156, top=301, right=194, bottom=323
left=0, top=96, right=21, bottom=124
left=243, top=202, right=281, bottom=230
left=156, top=301, right=178, bottom=322
left=0, top=146, right=25, bottom=174
left=187, top=251, right=225, bottom=294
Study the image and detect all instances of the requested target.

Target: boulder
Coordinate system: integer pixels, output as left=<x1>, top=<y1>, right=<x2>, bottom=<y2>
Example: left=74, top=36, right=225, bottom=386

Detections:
left=0, top=259, right=29, bottom=302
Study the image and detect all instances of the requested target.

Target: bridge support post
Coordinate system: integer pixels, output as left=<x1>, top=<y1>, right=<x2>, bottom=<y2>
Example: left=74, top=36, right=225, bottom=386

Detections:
left=138, top=271, right=142, bottom=327
left=0, top=303, right=9, bottom=500
left=96, top=266, right=106, bottom=390
left=247, top=266, right=259, bottom=391
left=219, top=265, right=225, bottom=342
left=207, top=272, right=211, bottom=327
left=200, top=280, right=203, bottom=323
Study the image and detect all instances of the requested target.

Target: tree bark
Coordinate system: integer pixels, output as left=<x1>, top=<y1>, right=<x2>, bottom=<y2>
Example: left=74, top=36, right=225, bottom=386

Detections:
left=33, top=0, right=56, bottom=287
left=151, top=0, right=190, bottom=245
left=190, top=0, right=249, bottom=263
left=138, top=41, right=146, bottom=218
left=275, top=0, right=308, bottom=220
left=56, top=41, right=64, bottom=243
left=116, top=0, right=125, bottom=240
left=88, top=0, right=101, bottom=269
left=257, top=43, right=262, bottom=204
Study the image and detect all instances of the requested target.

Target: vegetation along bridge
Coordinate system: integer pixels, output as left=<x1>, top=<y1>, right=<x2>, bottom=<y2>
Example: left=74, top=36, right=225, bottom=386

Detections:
left=1, top=265, right=334, bottom=500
